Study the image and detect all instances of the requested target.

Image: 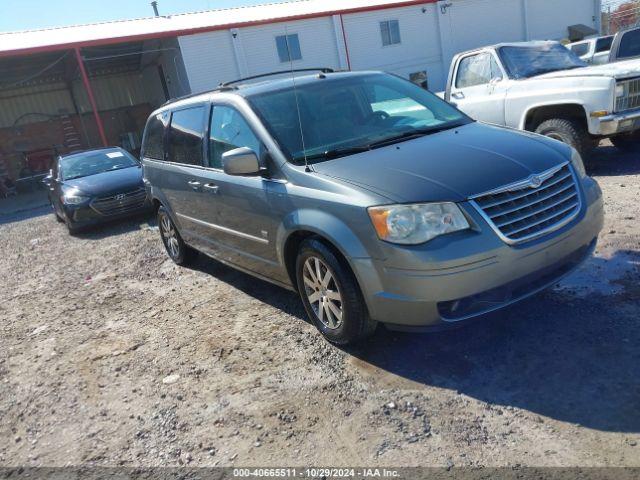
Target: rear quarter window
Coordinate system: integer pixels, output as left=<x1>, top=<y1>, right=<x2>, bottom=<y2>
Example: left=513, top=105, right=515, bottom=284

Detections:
left=142, top=113, right=168, bottom=160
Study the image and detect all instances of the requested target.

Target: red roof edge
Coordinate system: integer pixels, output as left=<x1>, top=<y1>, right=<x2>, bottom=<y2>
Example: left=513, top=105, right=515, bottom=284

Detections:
left=0, top=0, right=436, bottom=59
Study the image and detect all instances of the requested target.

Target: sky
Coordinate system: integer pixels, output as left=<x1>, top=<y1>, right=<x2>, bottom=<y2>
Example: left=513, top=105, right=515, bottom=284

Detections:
left=0, top=0, right=289, bottom=33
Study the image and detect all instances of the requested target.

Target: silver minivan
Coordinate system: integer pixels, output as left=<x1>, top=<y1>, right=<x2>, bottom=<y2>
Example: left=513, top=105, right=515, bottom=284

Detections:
left=141, top=70, right=604, bottom=344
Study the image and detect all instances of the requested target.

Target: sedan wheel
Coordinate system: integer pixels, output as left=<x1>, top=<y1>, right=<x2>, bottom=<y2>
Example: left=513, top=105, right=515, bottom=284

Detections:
left=302, top=256, right=343, bottom=329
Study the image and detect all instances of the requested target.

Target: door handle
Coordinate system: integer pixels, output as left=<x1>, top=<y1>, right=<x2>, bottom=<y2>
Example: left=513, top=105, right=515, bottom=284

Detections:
left=452, top=92, right=465, bottom=100
left=203, top=183, right=219, bottom=194
left=187, top=180, right=201, bottom=190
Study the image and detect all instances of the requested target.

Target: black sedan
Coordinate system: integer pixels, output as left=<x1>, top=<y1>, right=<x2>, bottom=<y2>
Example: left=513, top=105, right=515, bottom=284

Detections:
left=44, top=147, right=152, bottom=233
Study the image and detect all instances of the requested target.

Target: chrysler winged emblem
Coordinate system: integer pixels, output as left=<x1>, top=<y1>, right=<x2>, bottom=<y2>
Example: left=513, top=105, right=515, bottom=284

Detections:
left=528, top=175, right=543, bottom=189
left=115, top=194, right=125, bottom=201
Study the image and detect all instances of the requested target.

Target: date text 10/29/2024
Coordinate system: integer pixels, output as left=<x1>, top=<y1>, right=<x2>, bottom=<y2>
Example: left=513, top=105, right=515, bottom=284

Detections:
left=233, top=468, right=400, bottom=478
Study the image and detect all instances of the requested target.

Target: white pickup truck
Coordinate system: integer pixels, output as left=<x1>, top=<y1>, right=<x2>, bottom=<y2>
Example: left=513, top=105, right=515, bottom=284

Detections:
left=441, top=41, right=640, bottom=155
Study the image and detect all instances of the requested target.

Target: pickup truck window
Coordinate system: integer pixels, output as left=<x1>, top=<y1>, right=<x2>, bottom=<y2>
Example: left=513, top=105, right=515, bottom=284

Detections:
left=456, top=53, right=502, bottom=88
left=570, top=42, right=589, bottom=57
left=618, top=29, right=640, bottom=59
left=595, top=36, right=613, bottom=53
left=498, top=43, right=586, bottom=79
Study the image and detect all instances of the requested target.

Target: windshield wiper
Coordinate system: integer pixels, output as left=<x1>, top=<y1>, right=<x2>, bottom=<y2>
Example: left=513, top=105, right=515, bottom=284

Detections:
left=302, top=145, right=372, bottom=162
left=368, top=125, right=458, bottom=148
left=529, top=65, right=583, bottom=77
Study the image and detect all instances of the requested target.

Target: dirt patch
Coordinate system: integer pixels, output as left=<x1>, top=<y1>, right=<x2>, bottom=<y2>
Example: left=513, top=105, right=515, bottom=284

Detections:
left=0, top=142, right=639, bottom=468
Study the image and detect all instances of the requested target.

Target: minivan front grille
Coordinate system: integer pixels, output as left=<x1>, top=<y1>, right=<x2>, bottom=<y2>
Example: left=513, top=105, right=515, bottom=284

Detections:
left=470, top=163, right=581, bottom=244
left=616, top=77, right=640, bottom=112
left=91, top=187, right=147, bottom=216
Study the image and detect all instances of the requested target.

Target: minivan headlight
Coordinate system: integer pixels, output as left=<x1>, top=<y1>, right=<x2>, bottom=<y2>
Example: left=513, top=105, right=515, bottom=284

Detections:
left=570, top=148, right=586, bottom=177
left=368, top=202, right=470, bottom=245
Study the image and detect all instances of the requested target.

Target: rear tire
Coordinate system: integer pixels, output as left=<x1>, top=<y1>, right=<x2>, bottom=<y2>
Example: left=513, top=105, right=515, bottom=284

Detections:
left=158, top=206, right=198, bottom=266
left=295, top=237, right=376, bottom=345
left=611, top=132, right=640, bottom=152
left=535, top=118, right=596, bottom=157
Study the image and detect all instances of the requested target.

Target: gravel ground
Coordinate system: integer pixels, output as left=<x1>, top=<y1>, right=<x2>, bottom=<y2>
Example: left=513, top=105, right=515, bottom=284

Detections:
left=0, top=142, right=639, bottom=468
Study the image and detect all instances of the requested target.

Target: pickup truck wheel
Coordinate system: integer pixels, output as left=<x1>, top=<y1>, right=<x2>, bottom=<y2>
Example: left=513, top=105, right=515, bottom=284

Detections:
left=611, top=132, right=640, bottom=152
left=296, top=238, right=377, bottom=345
left=535, top=119, right=595, bottom=156
left=158, top=206, right=198, bottom=266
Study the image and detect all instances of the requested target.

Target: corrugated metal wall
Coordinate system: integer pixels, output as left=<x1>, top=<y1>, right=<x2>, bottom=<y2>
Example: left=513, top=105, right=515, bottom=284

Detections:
left=0, top=83, right=75, bottom=128
left=178, top=0, right=600, bottom=93
left=342, top=3, right=444, bottom=86
left=0, top=71, right=153, bottom=128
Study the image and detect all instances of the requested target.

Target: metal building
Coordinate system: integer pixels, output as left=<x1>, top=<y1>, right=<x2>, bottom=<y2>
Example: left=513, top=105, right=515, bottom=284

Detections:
left=0, top=0, right=601, bottom=200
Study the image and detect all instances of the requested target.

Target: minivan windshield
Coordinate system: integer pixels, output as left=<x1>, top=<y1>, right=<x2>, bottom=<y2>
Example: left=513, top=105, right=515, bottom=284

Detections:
left=247, top=73, right=471, bottom=164
left=60, top=149, right=138, bottom=180
left=498, top=43, right=587, bottom=79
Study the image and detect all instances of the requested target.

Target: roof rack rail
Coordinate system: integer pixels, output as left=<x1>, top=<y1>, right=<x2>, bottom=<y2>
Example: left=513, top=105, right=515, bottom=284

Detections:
left=220, top=68, right=335, bottom=87
left=161, top=85, right=237, bottom=107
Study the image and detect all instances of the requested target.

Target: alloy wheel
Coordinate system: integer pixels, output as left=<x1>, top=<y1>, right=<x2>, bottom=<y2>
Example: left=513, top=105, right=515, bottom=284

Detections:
left=302, top=256, right=343, bottom=329
left=160, top=214, right=180, bottom=258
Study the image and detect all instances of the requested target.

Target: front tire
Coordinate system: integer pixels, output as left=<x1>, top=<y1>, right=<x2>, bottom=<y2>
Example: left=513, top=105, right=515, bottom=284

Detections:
left=295, top=238, right=376, bottom=345
left=158, top=206, right=198, bottom=266
left=535, top=118, right=596, bottom=157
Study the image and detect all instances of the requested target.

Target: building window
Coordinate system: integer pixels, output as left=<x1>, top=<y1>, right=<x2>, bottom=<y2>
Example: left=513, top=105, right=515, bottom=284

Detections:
left=276, top=34, right=302, bottom=62
left=380, top=20, right=401, bottom=46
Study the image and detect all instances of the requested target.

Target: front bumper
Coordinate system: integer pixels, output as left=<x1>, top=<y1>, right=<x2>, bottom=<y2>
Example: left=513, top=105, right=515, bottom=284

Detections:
left=351, top=176, right=604, bottom=329
left=63, top=197, right=153, bottom=228
left=597, top=107, right=640, bottom=136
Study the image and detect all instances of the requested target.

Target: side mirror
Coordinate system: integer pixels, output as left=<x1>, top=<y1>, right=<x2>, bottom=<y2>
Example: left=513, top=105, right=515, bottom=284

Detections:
left=222, top=147, right=263, bottom=176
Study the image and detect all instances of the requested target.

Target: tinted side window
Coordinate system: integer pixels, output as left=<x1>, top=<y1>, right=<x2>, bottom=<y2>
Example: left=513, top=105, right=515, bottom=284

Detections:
left=142, top=113, right=168, bottom=160
left=456, top=53, right=500, bottom=88
left=570, top=42, right=590, bottom=57
left=168, top=106, right=205, bottom=166
left=596, top=37, right=613, bottom=53
left=208, top=106, right=261, bottom=169
left=618, top=29, right=640, bottom=59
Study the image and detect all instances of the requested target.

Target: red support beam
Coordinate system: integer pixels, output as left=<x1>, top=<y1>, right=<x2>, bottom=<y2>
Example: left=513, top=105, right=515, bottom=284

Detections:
left=74, top=47, right=108, bottom=147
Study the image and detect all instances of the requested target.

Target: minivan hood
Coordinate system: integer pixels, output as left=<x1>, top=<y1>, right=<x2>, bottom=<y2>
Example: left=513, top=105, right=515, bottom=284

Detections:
left=63, top=165, right=143, bottom=197
left=536, top=58, right=640, bottom=80
left=312, top=122, right=570, bottom=203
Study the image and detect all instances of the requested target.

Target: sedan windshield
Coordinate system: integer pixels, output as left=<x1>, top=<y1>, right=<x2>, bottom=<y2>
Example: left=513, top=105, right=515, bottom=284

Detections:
left=60, top=149, right=138, bottom=180
left=498, top=43, right=587, bottom=79
left=248, top=73, right=471, bottom=164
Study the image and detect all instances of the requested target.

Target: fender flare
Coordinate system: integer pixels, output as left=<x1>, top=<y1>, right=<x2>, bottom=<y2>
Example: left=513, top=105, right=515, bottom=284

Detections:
left=518, top=101, right=589, bottom=131
left=275, top=208, right=372, bottom=267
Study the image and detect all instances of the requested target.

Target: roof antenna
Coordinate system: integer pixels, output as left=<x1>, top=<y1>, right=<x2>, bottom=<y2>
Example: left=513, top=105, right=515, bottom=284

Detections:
left=285, top=25, right=311, bottom=172
left=151, top=1, right=160, bottom=17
